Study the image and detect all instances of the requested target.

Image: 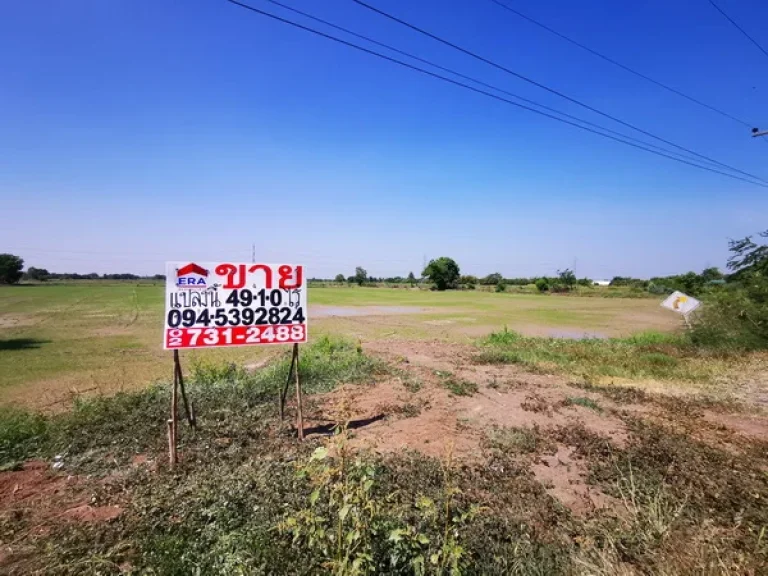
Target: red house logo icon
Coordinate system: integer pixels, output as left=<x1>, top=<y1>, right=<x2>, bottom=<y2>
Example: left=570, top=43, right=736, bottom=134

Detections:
left=176, top=263, right=208, bottom=288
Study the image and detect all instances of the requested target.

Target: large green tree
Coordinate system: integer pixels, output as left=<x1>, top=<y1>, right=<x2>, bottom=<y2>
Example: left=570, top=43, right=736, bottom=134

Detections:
left=422, top=257, right=460, bottom=291
left=557, top=269, right=577, bottom=290
left=354, top=267, right=368, bottom=286
left=0, top=254, right=24, bottom=284
left=728, top=230, right=768, bottom=277
left=25, top=267, right=50, bottom=282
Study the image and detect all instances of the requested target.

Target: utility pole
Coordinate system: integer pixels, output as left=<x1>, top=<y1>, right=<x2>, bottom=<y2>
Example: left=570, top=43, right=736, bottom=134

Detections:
left=251, top=243, right=255, bottom=264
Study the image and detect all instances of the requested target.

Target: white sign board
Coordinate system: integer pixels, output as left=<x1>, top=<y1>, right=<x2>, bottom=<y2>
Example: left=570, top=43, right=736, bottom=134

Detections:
left=163, top=262, right=307, bottom=349
left=660, top=291, right=701, bottom=316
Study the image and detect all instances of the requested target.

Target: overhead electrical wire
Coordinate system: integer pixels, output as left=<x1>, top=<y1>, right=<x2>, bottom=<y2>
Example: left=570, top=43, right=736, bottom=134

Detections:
left=223, top=0, right=768, bottom=188
left=487, top=0, right=754, bottom=128
left=350, top=0, right=767, bottom=184
left=259, top=0, right=731, bottom=168
left=707, top=0, right=768, bottom=61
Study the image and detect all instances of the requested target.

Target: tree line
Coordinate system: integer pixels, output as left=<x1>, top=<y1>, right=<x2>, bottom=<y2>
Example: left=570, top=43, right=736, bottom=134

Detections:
left=0, top=255, right=166, bottom=284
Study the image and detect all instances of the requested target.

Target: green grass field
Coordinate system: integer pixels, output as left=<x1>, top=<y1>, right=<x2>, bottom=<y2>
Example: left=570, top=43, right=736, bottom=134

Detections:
left=0, top=283, right=679, bottom=407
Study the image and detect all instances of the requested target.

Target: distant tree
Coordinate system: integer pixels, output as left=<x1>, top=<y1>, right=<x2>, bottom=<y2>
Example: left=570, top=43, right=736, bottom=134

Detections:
left=481, top=273, right=503, bottom=285
left=535, top=278, right=549, bottom=292
left=407, top=271, right=416, bottom=286
left=577, top=277, right=593, bottom=287
left=557, top=269, right=577, bottom=290
left=25, top=267, right=50, bottom=281
left=609, top=276, right=644, bottom=287
left=495, top=281, right=507, bottom=293
left=0, top=254, right=24, bottom=284
left=152, top=274, right=166, bottom=281
left=354, top=267, right=368, bottom=286
left=422, top=257, right=460, bottom=291
left=728, top=230, right=768, bottom=276
left=334, top=273, right=346, bottom=283
left=700, top=267, right=724, bottom=283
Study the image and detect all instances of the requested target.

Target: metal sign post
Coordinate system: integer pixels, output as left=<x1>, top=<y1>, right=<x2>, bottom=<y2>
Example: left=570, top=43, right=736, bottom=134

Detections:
left=660, top=291, right=702, bottom=329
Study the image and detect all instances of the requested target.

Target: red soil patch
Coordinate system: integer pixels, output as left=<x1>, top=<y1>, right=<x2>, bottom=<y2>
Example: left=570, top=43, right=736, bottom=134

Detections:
left=306, top=340, right=633, bottom=512
left=703, top=411, right=768, bottom=441
left=0, top=460, right=122, bottom=571
left=0, top=461, right=76, bottom=508
left=62, top=504, right=122, bottom=523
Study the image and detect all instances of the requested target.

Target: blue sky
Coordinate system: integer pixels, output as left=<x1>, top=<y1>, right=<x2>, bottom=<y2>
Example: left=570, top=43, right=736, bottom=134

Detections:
left=1, top=0, right=767, bottom=279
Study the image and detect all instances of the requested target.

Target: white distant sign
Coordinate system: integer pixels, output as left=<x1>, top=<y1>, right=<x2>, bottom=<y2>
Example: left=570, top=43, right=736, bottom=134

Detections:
left=661, top=291, right=701, bottom=316
left=163, top=261, right=307, bottom=349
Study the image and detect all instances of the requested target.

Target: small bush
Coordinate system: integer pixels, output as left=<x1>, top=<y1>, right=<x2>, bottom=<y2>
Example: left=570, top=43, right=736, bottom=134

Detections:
left=435, top=371, right=478, bottom=396
left=535, top=278, right=549, bottom=292
left=564, top=397, right=602, bottom=412
left=488, top=426, right=543, bottom=453
left=0, top=406, right=48, bottom=466
left=190, top=356, right=245, bottom=385
left=484, top=326, right=521, bottom=346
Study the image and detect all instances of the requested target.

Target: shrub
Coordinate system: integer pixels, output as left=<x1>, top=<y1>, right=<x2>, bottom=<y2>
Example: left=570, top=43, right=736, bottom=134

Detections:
left=495, top=282, right=506, bottom=293
left=535, top=278, right=549, bottom=292
left=0, top=407, right=48, bottom=466
left=690, top=274, right=768, bottom=351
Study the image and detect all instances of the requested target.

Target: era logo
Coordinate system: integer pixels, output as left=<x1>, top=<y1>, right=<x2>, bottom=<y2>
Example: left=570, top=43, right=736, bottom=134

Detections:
left=176, top=263, right=208, bottom=289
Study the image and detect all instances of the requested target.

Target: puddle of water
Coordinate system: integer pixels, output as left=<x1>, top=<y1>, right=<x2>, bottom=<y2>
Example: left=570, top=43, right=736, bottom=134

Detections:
left=547, top=329, right=608, bottom=340
left=312, top=306, right=424, bottom=318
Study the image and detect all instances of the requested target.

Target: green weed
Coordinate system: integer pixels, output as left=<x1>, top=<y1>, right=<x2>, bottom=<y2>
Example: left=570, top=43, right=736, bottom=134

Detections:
left=474, top=329, right=727, bottom=383
left=0, top=336, right=383, bottom=471
left=434, top=371, right=477, bottom=396
left=564, top=397, right=602, bottom=412
left=0, top=406, right=48, bottom=467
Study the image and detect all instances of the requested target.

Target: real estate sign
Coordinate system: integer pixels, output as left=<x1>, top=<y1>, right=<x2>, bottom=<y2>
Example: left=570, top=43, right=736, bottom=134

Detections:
left=660, top=291, right=701, bottom=316
left=163, top=262, right=307, bottom=349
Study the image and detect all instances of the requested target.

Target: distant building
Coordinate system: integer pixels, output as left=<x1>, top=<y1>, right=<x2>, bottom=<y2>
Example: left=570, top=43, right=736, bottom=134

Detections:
left=593, top=280, right=611, bottom=287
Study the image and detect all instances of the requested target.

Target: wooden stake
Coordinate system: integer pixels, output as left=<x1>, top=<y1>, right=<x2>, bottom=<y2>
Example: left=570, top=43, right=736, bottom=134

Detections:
left=167, top=419, right=176, bottom=468
left=174, top=350, right=195, bottom=428
left=280, top=345, right=297, bottom=421
left=294, top=344, right=304, bottom=441
left=171, top=356, right=179, bottom=464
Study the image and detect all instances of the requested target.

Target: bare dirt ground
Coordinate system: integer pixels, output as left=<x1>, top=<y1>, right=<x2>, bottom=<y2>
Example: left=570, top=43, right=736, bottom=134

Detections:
left=303, top=339, right=768, bottom=517
left=0, top=461, right=123, bottom=570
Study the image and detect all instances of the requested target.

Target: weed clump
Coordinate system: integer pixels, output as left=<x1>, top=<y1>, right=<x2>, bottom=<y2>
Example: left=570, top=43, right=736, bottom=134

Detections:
left=434, top=371, right=477, bottom=396
left=474, top=328, right=724, bottom=383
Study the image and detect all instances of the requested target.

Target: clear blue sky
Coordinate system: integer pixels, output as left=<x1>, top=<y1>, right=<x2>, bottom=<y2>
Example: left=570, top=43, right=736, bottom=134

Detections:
left=2, top=0, right=767, bottom=279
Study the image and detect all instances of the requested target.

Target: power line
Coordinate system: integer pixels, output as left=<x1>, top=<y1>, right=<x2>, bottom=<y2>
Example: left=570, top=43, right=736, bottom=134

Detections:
left=707, top=0, right=768, bottom=61
left=350, top=0, right=767, bottom=184
left=487, top=0, right=754, bottom=128
left=223, top=0, right=768, bottom=188
left=259, top=0, right=732, bottom=169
